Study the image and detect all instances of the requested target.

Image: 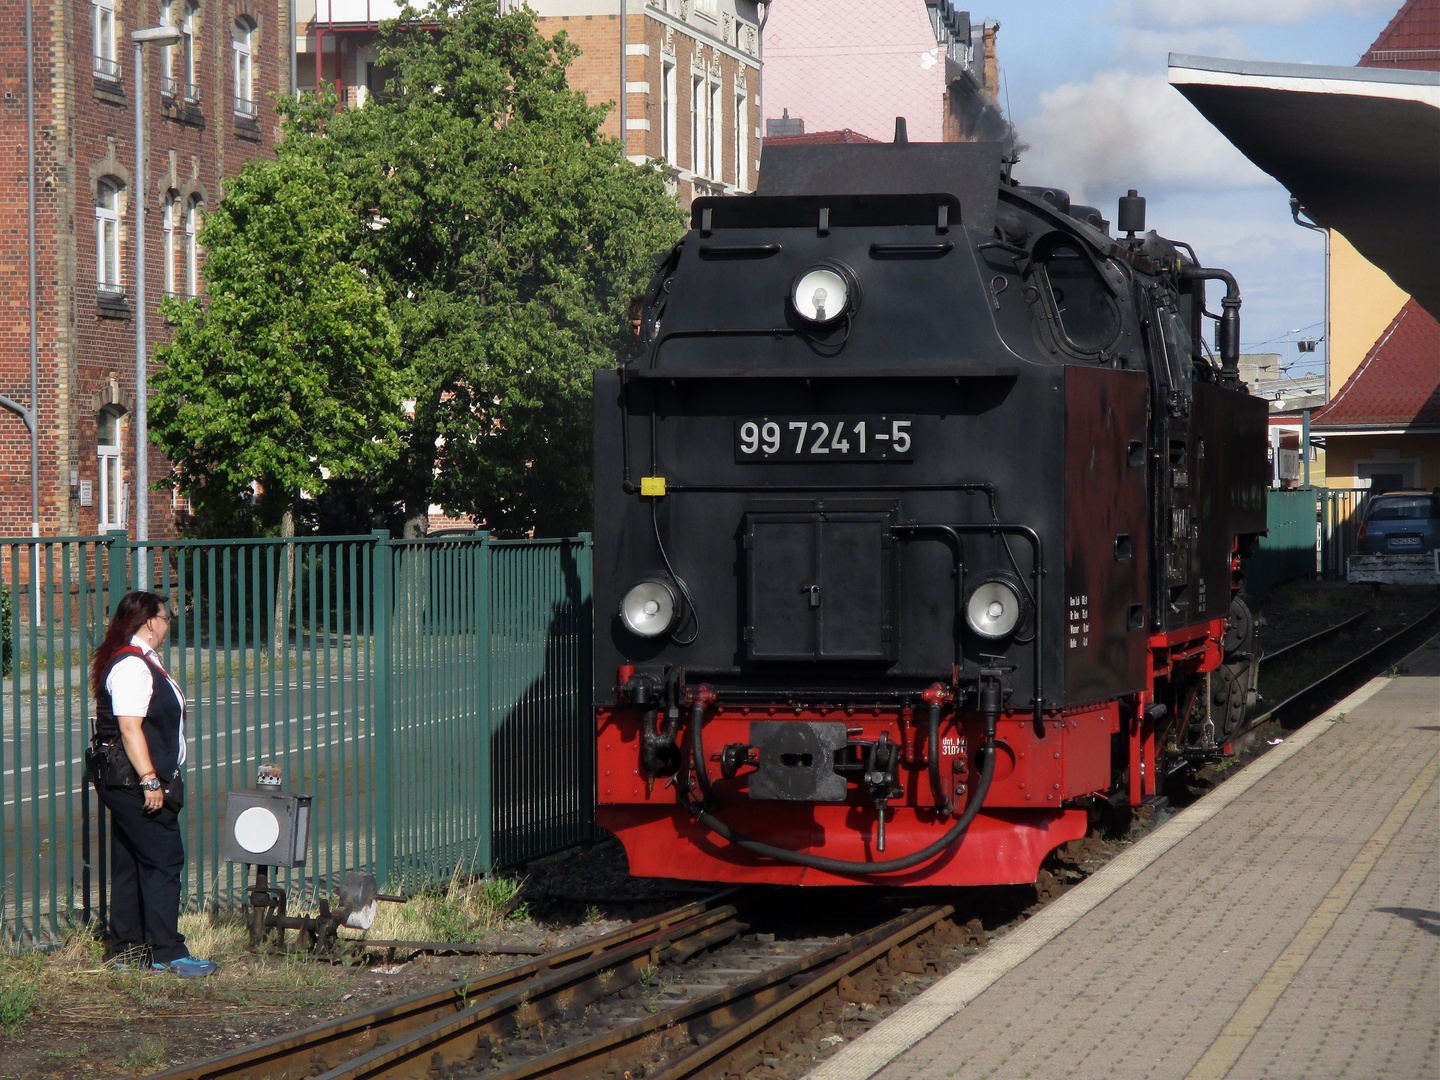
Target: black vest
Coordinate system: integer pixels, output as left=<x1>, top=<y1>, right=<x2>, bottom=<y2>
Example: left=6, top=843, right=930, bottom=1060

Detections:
left=96, top=647, right=184, bottom=780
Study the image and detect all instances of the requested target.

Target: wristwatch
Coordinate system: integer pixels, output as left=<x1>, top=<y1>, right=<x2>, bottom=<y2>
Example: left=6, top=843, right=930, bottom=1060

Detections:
left=141, top=777, right=163, bottom=792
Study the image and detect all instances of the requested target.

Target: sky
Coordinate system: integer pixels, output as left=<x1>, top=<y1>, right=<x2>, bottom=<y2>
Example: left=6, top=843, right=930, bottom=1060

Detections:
left=763, top=0, right=1403, bottom=380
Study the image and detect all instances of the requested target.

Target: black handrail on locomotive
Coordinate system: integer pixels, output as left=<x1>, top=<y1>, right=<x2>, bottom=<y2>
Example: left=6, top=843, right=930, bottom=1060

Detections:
left=651, top=498, right=699, bottom=646
left=682, top=676, right=1002, bottom=875
left=892, top=522, right=1046, bottom=729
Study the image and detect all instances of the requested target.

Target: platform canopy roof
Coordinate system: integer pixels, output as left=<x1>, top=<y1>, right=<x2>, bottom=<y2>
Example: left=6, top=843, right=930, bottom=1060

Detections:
left=1168, top=54, right=1440, bottom=319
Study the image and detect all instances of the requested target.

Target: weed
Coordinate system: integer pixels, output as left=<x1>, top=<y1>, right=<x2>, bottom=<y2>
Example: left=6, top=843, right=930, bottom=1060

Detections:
left=637, top=963, right=675, bottom=1014
left=361, top=869, right=529, bottom=946
left=583, top=904, right=602, bottom=924
left=41, top=1043, right=89, bottom=1059
left=121, top=1036, right=168, bottom=1073
left=0, top=955, right=40, bottom=1035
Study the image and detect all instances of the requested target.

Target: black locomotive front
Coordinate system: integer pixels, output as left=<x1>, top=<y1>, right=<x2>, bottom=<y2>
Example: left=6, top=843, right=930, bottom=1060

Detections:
left=593, top=140, right=1267, bottom=886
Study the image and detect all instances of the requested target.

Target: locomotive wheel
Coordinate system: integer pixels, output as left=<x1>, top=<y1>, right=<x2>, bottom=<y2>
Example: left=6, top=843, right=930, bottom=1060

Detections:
left=1212, top=661, right=1249, bottom=742
left=1222, top=595, right=1254, bottom=657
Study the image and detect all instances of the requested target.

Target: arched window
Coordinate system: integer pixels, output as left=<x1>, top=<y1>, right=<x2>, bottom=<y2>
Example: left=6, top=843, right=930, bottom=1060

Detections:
left=233, top=19, right=256, bottom=118
left=97, top=407, right=126, bottom=529
left=185, top=193, right=202, bottom=297
left=93, top=0, right=119, bottom=80
left=95, top=178, right=123, bottom=293
left=163, top=190, right=180, bottom=296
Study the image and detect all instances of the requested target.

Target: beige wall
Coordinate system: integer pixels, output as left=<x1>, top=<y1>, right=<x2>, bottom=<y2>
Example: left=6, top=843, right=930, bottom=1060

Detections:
left=1328, top=228, right=1408, bottom=395
left=1321, top=433, right=1440, bottom=491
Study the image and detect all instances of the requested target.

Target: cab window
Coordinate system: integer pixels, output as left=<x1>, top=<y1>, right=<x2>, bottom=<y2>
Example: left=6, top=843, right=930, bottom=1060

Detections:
left=1037, top=241, right=1119, bottom=355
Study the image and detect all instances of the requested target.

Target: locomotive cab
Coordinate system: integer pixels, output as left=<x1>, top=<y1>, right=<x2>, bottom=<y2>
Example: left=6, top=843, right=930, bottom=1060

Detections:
left=593, top=140, right=1268, bottom=886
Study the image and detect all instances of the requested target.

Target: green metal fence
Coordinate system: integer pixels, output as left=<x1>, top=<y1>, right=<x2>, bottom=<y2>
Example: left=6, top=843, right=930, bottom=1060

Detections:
left=0, top=531, right=593, bottom=947
left=1243, top=487, right=1373, bottom=600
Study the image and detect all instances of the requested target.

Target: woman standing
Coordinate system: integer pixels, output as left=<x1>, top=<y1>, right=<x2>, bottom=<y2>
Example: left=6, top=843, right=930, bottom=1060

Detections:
left=90, top=590, right=217, bottom=977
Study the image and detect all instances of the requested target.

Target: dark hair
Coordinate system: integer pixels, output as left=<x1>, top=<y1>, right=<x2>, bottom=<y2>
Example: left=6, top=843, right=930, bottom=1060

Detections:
left=90, top=591, right=166, bottom=696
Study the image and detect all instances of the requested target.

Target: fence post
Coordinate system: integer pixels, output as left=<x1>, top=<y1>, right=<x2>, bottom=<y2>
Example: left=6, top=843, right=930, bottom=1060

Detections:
left=576, top=533, right=595, bottom=843
left=105, top=529, right=129, bottom=616
left=371, top=529, right=395, bottom=890
left=477, top=537, right=492, bottom=873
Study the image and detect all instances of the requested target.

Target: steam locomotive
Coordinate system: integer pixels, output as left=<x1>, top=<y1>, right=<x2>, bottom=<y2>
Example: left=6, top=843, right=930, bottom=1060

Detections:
left=592, top=136, right=1268, bottom=886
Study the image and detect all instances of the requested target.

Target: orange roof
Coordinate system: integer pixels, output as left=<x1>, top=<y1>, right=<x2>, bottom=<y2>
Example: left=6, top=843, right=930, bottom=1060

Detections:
left=1312, top=299, right=1440, bottom=431
left=1361, top=0, right=1440, bottom=70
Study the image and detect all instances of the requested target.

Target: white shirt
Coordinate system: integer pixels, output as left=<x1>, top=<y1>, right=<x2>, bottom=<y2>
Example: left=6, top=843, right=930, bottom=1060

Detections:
left=106, top=634, right=188, bottom=767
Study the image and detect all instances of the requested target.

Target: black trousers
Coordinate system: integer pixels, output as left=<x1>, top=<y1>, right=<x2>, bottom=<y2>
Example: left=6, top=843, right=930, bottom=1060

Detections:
left=99, top=785, right=188, bottom=964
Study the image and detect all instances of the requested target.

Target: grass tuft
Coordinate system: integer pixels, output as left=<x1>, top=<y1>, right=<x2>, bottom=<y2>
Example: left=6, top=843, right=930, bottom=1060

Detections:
left=359, top=870, right=529, bottom=945
left=0, top=954, right=41, bottom=1035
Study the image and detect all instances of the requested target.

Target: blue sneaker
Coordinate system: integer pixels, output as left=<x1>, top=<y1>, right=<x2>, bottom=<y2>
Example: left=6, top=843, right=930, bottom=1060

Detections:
left=154, top=956, right=218, bottom=977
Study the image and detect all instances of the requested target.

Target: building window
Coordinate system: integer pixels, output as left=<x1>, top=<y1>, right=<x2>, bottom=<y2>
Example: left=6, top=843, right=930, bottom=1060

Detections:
left=694, top=0, right=716, bottom=16
left=661, top=61, right=676, bottom=162
left=691, top=75, right=705, bottom=176
left=93, top=0, right=119, bottom=80
left=233, top=19, right=256, bottom=118
left=160, top=0, right=179, bottom=96
left=96, top=178, right=123, bottom=293
left=185, top=194, right=202, bottom=296
left=710, top=81, right=723, bottom=185
left=182, top=3, right=200, bottom=103
left=97, top=408, right=126, bottom=529
left=163, top=190, right=180, bottom=296
left=734, top=92, right=747, bottom=188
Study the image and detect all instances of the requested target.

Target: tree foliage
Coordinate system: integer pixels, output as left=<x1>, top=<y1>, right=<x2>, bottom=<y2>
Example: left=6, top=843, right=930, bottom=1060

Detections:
left=297, top=0, right=686, bottom=536
left=151, top=0, right=684, bottom=538
left=150, top=149, right=404, bottom=535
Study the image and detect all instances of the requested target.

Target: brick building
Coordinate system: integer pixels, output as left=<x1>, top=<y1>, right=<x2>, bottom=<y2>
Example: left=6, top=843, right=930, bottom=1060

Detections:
left=297, top=0, right=763, bottom=204
left=532, top=0, right=763, bottom=202
left=0, top=0, right=287, bottom=540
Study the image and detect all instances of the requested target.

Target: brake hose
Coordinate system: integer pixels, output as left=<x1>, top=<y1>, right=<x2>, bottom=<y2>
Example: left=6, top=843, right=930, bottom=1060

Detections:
left=685, top=694, right=997, bottom=876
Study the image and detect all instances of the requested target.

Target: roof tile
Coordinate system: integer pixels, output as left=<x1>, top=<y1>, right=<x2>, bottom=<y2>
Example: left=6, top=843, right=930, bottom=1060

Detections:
left=1312, top=299, right=1440, bottom=429
left=1360, top=0, right=1440, bottom=70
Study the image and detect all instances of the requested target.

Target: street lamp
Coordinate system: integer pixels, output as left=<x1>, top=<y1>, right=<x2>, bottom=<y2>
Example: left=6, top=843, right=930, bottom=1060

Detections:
left=132, top=25, right=180, bottom=589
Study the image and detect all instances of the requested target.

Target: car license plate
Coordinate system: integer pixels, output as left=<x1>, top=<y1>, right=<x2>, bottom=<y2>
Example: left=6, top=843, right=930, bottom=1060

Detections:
left=735, top=416, right=915, bottom=462
left=1390, top=535, right=1421, bottom=547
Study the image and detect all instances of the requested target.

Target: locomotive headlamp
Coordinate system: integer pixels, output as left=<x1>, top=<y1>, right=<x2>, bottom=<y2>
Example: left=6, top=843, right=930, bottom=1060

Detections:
left=620, top=578, right=681, bottom=638
left=791, top=266, right=852, bottom=324
left=965, top=575, right=1027, bottom=640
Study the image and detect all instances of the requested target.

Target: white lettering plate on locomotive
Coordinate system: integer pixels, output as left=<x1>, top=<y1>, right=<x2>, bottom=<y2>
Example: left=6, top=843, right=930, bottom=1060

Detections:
left=735, top=416, right=916, bottom=462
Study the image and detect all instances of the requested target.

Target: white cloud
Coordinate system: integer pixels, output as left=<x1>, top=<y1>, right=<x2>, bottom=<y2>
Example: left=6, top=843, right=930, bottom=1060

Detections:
left=1109, top=0, right=1397, bottom=29
left=1015, top=70, right=1271, bottom=206
left=1110, top=26, right=1251, bottom=65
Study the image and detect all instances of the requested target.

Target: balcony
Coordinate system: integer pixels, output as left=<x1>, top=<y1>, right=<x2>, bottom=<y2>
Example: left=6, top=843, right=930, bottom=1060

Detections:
left=93, top=55, right=121, bottom=81
left=161, top=74, right=179, bottom=98
left=234, top=96, right=258, bottom=120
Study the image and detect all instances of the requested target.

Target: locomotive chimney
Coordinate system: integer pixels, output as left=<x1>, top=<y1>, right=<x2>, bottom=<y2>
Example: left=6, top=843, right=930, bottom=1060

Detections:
left=1118, top=189, right=1146, bottom=238
left=894, top=117, right=909, bottom=144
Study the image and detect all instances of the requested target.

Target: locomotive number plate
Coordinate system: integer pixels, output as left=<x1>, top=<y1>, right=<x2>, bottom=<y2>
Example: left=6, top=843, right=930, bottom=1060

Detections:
left=735, top=416, right=916, bottom=462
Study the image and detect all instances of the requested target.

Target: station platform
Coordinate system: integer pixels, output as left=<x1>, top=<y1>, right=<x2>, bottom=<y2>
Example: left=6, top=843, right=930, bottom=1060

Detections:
left=811, top=635, right=1440, bottom=1080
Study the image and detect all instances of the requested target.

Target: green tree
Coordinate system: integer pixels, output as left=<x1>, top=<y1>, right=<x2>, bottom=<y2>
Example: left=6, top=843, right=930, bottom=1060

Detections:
left=294, top=0, right=685, bottom=536
left=150, top=150, right=404, bottom=539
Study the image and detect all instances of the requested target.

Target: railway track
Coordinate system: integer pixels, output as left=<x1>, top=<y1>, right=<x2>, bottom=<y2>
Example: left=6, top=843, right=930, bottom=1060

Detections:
left=150, top=893, right=744, bottom=1080
left=150, top=889, right=964, bottom=1080
left=154, top=611, right=1438, bottom=1080
left=1248, top=603, right=1438, bottom=734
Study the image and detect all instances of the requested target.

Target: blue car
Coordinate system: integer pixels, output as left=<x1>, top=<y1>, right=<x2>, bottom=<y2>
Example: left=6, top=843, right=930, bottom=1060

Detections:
left=1358, top=491, right=1440, bottom=556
